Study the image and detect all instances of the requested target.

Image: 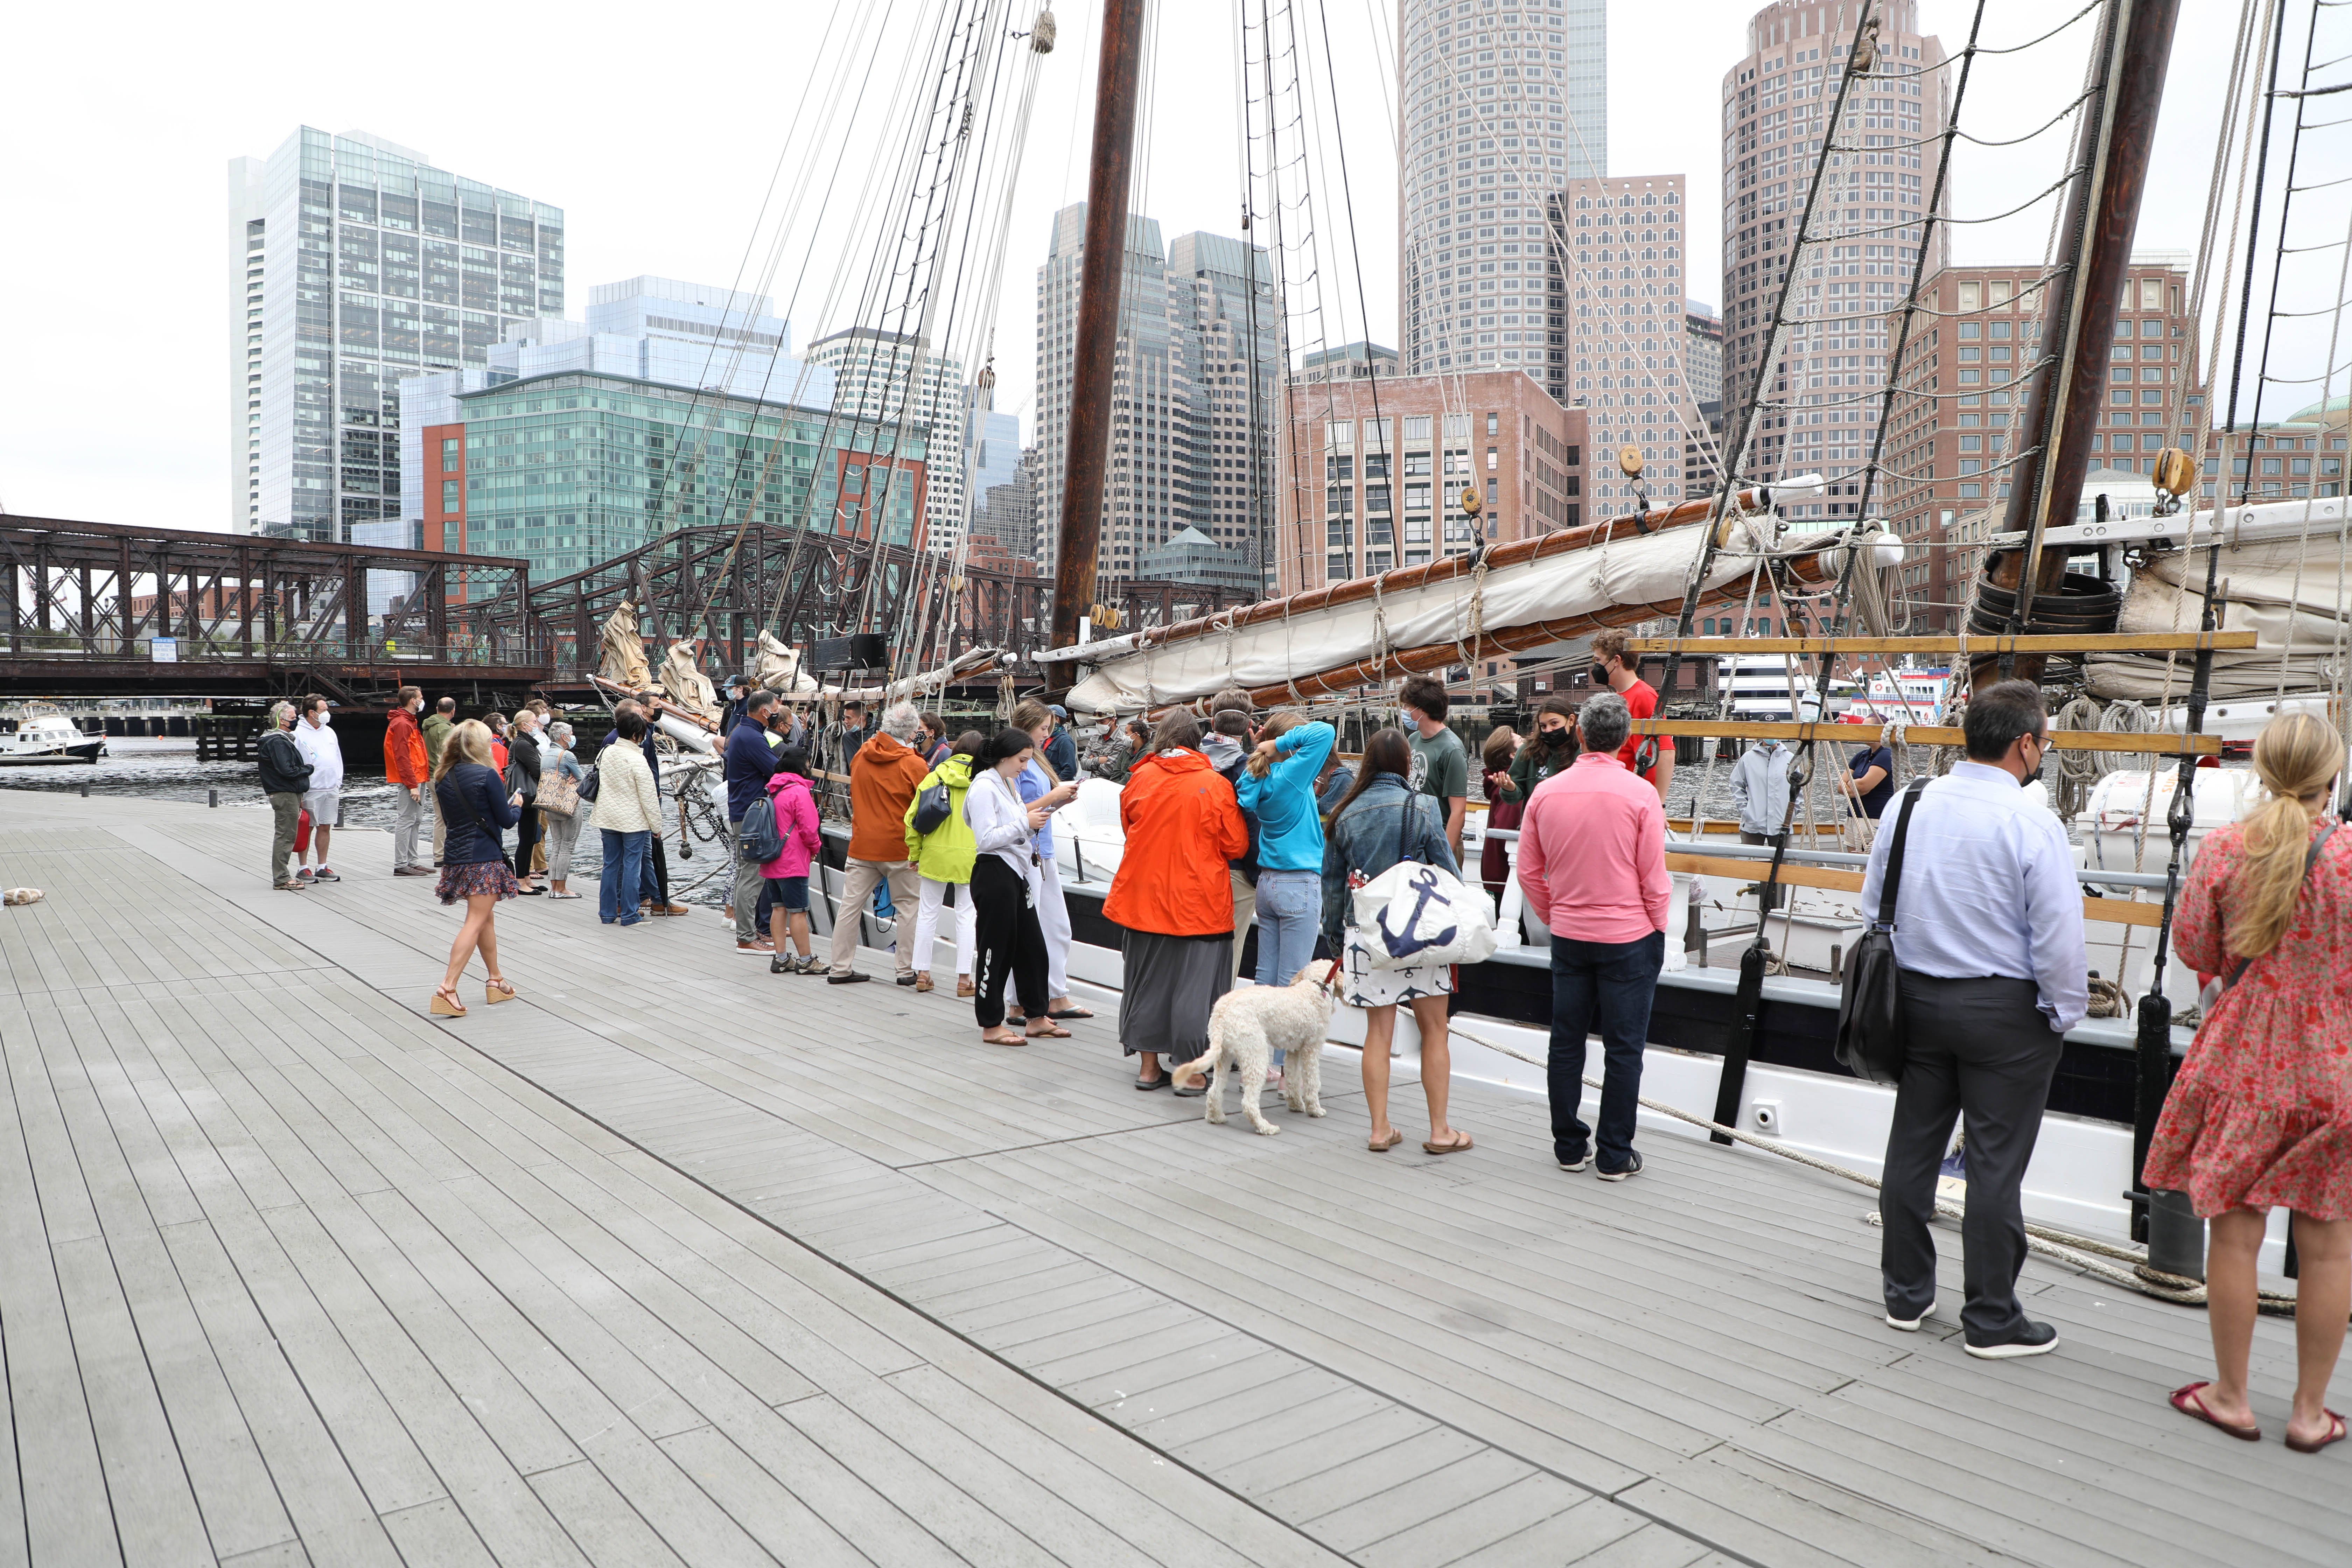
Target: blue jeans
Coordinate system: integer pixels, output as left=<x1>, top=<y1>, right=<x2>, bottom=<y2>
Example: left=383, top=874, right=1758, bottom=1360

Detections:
left=600, top=830, right=649, bottom=924
left=1547, top=930, right=1665, bottom=1170
left=1254, top=869, right=1322, bottom=987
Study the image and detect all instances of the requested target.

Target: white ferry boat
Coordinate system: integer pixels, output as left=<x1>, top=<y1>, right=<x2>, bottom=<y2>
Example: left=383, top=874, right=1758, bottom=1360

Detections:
left=0, top=705, right=106, bottom=766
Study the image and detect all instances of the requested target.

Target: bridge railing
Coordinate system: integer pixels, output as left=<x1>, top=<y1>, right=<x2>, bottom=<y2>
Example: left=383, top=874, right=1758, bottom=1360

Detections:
left=0, top=630, right=553, bottom=669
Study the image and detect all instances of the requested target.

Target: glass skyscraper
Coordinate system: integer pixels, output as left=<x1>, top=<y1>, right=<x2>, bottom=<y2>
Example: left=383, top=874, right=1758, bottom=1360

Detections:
left=1397, top=0, right=1605, bottom=407
left=229, top=128, right=562, bottom=538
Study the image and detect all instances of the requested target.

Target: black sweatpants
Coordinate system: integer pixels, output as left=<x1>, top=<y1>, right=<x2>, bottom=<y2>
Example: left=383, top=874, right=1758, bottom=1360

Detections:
left=971, top=856, right=1049, bottom=1030
left=1878, top=972, right=2063, bottom=1342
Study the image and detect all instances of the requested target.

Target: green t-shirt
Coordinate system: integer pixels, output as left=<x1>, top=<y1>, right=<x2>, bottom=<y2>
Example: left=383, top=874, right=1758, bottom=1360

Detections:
left=1407, top=726, right=1468, bottom=810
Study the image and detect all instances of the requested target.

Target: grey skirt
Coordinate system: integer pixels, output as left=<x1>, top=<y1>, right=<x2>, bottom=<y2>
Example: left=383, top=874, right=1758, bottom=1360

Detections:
left=1119, top=929, right=1233, bottom=1058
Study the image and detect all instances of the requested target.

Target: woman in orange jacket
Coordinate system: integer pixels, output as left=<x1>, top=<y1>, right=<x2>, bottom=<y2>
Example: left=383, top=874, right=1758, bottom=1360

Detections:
left=1104, top=711, right=1251, bottom=1089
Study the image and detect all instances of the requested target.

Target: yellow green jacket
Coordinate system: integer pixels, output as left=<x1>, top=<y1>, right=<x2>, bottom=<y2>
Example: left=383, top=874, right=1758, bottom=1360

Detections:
left=903, top=752, right=978, bottom=883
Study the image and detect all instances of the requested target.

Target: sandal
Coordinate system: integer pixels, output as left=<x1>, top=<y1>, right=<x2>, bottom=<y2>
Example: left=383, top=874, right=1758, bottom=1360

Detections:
left=2287, top=1410, right=2347, bottom=1455
left=549, top=890, right=581, bottom=899
left=1025, top=1023, right=1072, bottom=1039
left=1368, top=1129, right=1404, bottom=1153
left=2169, top=1382, right=2261, bottom=1442
left=1134, top=1073, right=1168, bottom=1091
left=1047, top=1005, right=1095, bottom=1020
left=484, top=977, right=517, bottom=1006
left=429, top=984, right=467, bottom=1017
left=956, top=976, right=975, bottom=998
left=915, top=972, right=934, bottom=993
left=980, top=1030, right=1027, bottom=1047
left=1422, top=1131, right=1475, bottom=1156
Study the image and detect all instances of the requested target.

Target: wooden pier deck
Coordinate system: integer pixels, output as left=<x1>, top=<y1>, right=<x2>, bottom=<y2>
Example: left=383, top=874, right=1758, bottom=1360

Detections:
left=0, top=788, right=2344, bottom=1567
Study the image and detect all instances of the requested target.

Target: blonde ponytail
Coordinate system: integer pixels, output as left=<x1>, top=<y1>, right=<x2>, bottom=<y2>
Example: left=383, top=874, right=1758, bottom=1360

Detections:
left=2223, top=712, right=2345, bottom=960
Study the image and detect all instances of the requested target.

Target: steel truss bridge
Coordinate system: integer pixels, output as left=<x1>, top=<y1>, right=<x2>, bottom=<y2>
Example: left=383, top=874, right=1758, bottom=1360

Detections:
left=1, top=515, right=1257, bottom=704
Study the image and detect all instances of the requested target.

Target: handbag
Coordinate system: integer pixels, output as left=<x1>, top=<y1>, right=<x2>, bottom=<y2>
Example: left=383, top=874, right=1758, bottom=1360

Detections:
left=538, top=766, right=581, bottom=818
left=1835, top=774, right=1930, bottom=1085
left=1350, top=798, right=1498, bottom=971
left=912, top=777, right=953, bottom=835
left=576, top=764, right=601, bottom=804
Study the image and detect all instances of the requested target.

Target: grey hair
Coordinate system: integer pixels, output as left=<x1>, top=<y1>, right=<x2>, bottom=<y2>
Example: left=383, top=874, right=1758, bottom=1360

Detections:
left=270, top=699, right=297, bottom=728
left=881, top=700, right=923, bottom=743
left=548, top=721, right=573, bottom=746
left=1578, top=690, right=1631, bottom=757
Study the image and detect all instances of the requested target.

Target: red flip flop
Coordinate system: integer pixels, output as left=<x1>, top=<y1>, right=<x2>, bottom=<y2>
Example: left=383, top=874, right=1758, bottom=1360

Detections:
left=2287, top=1410, right=2347, bottom=1455
left=2169, top=1382, right=2261, bottom=1442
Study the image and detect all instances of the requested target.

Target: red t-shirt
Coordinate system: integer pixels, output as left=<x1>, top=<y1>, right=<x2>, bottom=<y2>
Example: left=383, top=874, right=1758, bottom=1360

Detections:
left=1614, top=679, right=1659, bottom=779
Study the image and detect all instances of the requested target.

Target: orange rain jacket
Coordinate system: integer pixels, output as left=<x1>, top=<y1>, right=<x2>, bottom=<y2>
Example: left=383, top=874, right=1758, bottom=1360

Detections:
left=385, top=707, right=430, bottom=788
left=1102, top=746, right=1251, bottom=937
left=849, top=731, right=932, bottom=862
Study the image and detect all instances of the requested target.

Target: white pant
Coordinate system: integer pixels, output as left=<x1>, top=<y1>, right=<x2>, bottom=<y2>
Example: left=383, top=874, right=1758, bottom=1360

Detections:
left=913, top=876, right=979, bottom=977
left=1036, top=855, right=1071, bottom=999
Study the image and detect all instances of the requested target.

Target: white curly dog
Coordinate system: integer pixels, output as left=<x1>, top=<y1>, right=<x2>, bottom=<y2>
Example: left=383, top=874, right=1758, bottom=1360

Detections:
left=1170, top=962, right=1339, bottom=1135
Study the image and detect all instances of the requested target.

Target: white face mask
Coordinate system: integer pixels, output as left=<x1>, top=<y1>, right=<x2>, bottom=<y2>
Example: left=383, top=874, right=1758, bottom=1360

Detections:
left=312, top=713, right=330, bottom=727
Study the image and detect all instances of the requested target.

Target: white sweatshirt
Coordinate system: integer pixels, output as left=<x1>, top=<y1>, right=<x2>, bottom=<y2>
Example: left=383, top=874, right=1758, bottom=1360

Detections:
left=964, top=766, right=1041, bottom=881
left=295, top=717, right=345, bottom=792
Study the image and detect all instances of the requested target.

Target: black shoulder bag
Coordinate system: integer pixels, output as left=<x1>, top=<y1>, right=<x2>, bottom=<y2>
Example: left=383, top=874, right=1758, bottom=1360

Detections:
left=1835, top=775, right=1931, bottom=1086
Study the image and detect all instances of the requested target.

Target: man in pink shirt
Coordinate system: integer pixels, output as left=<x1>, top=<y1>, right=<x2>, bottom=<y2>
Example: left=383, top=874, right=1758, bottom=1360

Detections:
left=1517, top=690, right=1672, bottom=1180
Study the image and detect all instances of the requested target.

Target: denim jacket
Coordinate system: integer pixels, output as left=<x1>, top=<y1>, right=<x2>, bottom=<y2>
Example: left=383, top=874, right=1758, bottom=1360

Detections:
left=1320, top=775, right=1460, bottom=947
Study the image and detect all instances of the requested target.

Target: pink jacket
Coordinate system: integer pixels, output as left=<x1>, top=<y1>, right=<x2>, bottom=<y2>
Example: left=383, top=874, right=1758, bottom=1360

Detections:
left=1516, top=752, right=1672, bottom=943
left=760, top=771, right=824, bottom=880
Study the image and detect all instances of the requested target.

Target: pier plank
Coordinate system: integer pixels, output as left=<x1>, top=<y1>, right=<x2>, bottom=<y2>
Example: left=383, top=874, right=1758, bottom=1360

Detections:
left=6, top=794, right=2345, bottom=1568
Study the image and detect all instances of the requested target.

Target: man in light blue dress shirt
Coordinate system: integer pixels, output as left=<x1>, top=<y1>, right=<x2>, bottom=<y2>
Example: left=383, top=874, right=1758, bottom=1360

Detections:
left=1858, top=680, right=2088, bottom=1359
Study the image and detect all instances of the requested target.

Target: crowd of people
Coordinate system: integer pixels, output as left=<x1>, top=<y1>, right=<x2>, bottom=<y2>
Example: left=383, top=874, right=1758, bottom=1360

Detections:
left=266, top=661, right=2351, bottom=1443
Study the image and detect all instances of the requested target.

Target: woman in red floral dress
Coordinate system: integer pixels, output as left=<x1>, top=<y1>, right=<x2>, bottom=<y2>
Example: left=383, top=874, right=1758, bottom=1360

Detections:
left=2145, top=712, right=2351, bottom=1451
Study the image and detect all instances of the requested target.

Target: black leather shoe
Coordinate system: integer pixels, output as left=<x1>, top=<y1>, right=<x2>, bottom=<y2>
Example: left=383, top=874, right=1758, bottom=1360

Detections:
left=826, top=971, right=870, bottom=986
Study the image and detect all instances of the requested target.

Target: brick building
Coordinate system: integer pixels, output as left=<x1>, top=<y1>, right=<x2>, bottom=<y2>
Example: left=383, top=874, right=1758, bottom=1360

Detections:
left=1879, top=256, right=2200, bottom=628
left=1274, top=371, right=1585, bottom=595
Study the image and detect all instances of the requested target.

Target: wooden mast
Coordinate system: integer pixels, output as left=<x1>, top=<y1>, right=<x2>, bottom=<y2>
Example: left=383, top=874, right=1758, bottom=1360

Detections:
left=1981, top=0, right=2183, bottom=687
left=1049, top=0, right=1149, bottom=659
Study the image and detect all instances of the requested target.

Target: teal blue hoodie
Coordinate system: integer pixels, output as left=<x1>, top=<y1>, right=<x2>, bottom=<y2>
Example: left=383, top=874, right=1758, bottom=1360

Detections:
left=1237, top=721, right=1337, bottom=873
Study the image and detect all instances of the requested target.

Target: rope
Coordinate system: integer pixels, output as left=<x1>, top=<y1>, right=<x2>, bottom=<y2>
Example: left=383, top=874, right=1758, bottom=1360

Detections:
left=1437, top=1020, right=2304, bottom=1315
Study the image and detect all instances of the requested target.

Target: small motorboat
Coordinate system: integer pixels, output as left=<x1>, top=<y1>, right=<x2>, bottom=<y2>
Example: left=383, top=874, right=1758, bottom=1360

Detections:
left=0, top=705, right=106, bottom=766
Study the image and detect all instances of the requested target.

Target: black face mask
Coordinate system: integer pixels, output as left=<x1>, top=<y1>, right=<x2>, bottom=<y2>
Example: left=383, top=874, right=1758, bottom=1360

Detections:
left=1589, top=663, right=1609, bottom=686
left=1539, top=726, right=1573, bottom=749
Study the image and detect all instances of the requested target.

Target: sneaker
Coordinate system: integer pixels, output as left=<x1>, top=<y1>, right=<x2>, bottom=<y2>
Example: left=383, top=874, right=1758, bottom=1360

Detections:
left=313, top=867, right=340, bottom=883
left=826, top=971, right=870, bottom=986
left=1884, top=1311, right=1924, bottom=1332
left=617, top=915, right=646, bottom=927
left=737, top=939, right=775, bottom=955
left=296, top=867, right=315, bottom=882
left=1556, top=1150, right=1591, bottom=1172
left=770, top=955, right=792, bottom=974
left=796, top=954, right=824, bottom=975
left=1963, top=1320, right=2058, bottom=1360
left=1595, top=1152, right=1644, bottom=1182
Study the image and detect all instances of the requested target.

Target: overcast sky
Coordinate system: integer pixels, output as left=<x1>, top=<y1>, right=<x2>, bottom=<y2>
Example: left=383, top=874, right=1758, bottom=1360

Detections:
left=0, top=2, right=2289, bottom=530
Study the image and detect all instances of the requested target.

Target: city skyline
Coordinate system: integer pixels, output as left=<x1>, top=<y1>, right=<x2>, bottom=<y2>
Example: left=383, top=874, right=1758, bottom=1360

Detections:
left=0, top=5, right=2267, bottom=528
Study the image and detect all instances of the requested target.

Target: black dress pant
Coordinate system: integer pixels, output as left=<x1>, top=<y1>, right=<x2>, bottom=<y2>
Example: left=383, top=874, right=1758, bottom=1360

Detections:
left=511, top=807, right=539, bottom=879
left=1878, top=972, right=2063, bottom=1342
left=971, top=856, right=1048, bottom=1030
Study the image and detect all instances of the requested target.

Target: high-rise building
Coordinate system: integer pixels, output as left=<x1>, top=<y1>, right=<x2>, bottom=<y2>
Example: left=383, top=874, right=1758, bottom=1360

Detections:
left=809, top=327, right=966, bottom=552
left=1718, top=3, right=1948, bottom=518
left=1552, top=173, right=1699, bottom=512
left=1031, top=204, right=1277, bottom=587
left=1684, top=302, right=1724, bottom=409
left=1881, top=257, right=2203, bottom=627
left=229, top=128, right=562, bottom=538
left=967, top=446, right=1040, bottom=574
left=966, top=384, right=1022, bottom=553
left=420, top=372, right=926, bottom=582
left=398, top=278, right=832, bottom=568
left=1397, top=0, right=1607, bottom=410
left=1275, top=371, right=1586, bottom=594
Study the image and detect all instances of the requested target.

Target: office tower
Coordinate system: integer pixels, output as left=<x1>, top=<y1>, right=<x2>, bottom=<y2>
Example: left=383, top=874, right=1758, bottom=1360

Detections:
left=1882, top=257, right=2203, bottom=628
left=966, top=382, right=1022, bottom=557
left=1684, top=303, right=1724, bottom=409
left=1553, top=173, right=1696, bottom=512
left=967, top=447, right=1040, bottom=574
left=1719, top=2, right=1947, bottom=518
left=229, top=128, right=562, bottom=538
left=1275, top=371, right=1586, bottom=594
left=398, top=278, right=832, bottom=573
left=1031, top=204, right=1275, bottom=585
left=809, top=327, right=966, bottom=552
left=1397, top=0, right=1607, bottom=409
left=418, top=373, right=925, bottom=582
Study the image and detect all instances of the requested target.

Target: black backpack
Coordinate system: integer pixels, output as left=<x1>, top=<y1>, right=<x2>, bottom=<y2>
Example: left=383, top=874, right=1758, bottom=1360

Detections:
left=1835, top=775, right=1929, bottom=1086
